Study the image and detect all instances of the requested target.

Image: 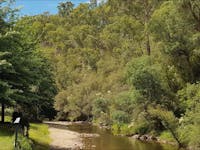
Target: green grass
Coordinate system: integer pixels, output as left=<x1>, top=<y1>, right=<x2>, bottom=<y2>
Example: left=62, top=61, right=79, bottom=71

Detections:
left=29, top=123, right=51, bottom=150
left=0, top=123, right=51, bottom=150
left=5, top=116, right=12, bottom=122
left=0, top=128, right=14, bottom=150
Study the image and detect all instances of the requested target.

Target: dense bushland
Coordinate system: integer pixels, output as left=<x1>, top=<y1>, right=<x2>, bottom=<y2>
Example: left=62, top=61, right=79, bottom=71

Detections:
left=1, top=0, right=200, bottom=149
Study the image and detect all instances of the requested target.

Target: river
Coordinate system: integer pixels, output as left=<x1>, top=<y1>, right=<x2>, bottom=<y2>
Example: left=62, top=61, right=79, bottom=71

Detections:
left=62, top=123, right=179, bottom=150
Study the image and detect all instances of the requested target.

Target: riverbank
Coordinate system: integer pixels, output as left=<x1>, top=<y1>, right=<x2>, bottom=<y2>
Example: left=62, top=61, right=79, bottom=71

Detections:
left=0, top=123, right=51, bottom=150
left=45, top=121, right=99, bottom=150
left=49, top=127, right=83, bottom=150
left=29, top=123, right=51, bottom=150
left=45, top=121, right=181, bottom=150
left=130, top=134, right=178, bottom=146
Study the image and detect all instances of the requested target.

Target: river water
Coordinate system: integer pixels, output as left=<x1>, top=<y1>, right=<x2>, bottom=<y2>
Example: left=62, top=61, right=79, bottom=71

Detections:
left=65, top=123, right=179, bottom=150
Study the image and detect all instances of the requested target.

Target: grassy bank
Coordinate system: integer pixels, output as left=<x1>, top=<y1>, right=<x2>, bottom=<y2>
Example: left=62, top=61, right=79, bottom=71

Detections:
left=29, top=123, right=51, bottom=150
left=0, top=128, right=13, bottom=150
left=0, top=123, right=50, bottom=150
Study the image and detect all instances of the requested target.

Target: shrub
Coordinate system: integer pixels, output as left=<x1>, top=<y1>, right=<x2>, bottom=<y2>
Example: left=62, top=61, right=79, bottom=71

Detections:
left=111, top=110, right=130, bottom=124
left=131, top=121, right=150, bottom=135
left=92, top=98, right=111, bottom=125
left=177, top=83, right=200, bottom=149
left=111, top=123, right=134, bottom=135
left=19, top=135, right=33, bottom=150
left=159, top=131, right=176, bottom=142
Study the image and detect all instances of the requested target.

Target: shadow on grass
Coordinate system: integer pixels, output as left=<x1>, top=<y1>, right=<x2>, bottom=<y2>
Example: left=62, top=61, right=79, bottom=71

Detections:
left=0, top=129, right=13, bottom=137
left=31, top=139, right=50, bottom=150
left=30, top=125, right=38, bottom=130
left=0, top=123, right=14, bottom=137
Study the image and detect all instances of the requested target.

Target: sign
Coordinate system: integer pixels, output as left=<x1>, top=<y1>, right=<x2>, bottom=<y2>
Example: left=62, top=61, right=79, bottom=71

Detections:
left=14, top=117, right=21, bottom=124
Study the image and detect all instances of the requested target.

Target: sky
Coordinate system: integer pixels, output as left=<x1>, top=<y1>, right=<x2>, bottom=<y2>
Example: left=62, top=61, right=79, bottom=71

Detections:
left=13, top=0, right=89, bottom=16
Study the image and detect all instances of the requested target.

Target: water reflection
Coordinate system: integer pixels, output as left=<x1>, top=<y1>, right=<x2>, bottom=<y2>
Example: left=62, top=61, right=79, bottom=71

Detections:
left=66, top=123, right=178, bottom=150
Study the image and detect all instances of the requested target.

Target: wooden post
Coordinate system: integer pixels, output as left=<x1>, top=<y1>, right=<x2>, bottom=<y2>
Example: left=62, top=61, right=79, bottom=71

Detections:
left=1, top=102, right=5, bottom=123
left=14, top=125, right=19, bottom=148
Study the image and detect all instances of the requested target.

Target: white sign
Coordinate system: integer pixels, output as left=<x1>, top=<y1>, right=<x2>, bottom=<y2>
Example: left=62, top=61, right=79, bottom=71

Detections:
left=14, top=117, right=21, bottom=124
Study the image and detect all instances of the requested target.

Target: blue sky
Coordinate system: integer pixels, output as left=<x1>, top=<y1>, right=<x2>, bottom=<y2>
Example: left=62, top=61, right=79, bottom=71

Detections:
left=14, top=0, right=89, bottom=16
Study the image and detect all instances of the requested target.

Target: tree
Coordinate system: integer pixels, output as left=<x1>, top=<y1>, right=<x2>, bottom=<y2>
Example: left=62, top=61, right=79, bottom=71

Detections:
left=0, top=52, right=13, bottom=123
left=149, top=1, right=200, bottom=82
left=58, top=1, right=74, bottom=17
left=126, top=56, right=174, bottom=108
left=108, top=0, right=164, bottom=55
left=148, top=106, right=183, bottom=147
left=90, top=0, right=97, bottom=8
left=0, top=0, right=16, bottom=122
left=179, top=0, right=200, bottom=31
left=99, top=15, right=143, bottom=57
left=0, top=1, right=57, bottom=122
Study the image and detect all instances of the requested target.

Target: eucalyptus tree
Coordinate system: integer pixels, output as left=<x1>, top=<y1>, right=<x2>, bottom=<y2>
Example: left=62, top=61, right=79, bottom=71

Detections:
left=179, top=0, right=200, bottom=31
left=108, top=0, right=165, bottom=55
left=90, top=0, right=97, bottom=8
left=58, top=1, right=74, bottom=17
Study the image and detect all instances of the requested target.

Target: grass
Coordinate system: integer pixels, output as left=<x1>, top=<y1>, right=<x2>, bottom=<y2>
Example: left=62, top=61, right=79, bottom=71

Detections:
left=0, top=115, right=13, bottom=150
left=0, top=120, right=51, bottom=150
left=5, top=116, right=12, bottom=122
left=29, top=123, right=51, bottom=150
left=0, top=128, right=14, bottom=150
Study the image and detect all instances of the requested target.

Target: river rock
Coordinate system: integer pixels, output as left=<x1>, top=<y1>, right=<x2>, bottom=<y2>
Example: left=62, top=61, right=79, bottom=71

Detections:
left=126, top=133, right=134, bottom=137
left=139, top=135, right=148, bottom=141
left=148, top=135, right=157, bottom=141
left=132, top=134, right=141, bottom=139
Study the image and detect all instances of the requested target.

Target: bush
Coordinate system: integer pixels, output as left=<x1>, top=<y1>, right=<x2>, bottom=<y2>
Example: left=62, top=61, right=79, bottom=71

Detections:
left=178, top=103, right=200, bottom=149
left=19, top=135, right=33, bottom=150
left=111, top=124, right=121, bottom=135
left=126, top=56, right=174, bottom=109
left=92, top=98, right=111, bottom=125
left=111, top=123, right=134, bottom=135
left=111, top=110, right=130, bottom=124
left=177, top=83, right=200, bottom=149
left=15, top=134, right=33, bottom=150
left=113, top=91, right=136, bottom=115
left=131, top=121, right=150, bottom=135
left=159, top=131, right=176, bottom=142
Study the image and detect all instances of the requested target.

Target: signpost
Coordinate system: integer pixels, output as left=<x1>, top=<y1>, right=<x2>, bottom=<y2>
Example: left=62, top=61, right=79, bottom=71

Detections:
left=14, top=117, right=20, bottom=149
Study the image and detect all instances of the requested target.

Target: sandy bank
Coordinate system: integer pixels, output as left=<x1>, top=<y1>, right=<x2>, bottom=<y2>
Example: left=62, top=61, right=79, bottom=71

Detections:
left=49, top=127, right=83, bottom=150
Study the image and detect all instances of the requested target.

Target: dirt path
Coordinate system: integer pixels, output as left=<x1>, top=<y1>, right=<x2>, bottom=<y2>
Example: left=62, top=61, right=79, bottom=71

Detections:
left=49, top=127, right=83, bottom=150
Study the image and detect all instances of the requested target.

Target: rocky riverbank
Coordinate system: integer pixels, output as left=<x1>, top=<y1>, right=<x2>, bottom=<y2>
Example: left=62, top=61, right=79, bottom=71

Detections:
left=130, top=134, right=177, bottom=146
left=46, top=121, right=182, bottom=150
left=46, top=121, right=100, bottom=150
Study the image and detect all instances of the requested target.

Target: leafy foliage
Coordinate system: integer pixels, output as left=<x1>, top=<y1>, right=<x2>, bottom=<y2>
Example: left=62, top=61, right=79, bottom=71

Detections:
left=0, top=0, right=56, bottom=122
left=2, top=0, right=200, bottom=149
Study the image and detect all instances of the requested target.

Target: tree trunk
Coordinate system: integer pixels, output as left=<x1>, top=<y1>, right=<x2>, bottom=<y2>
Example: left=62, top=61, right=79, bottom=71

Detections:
left=144, top=0, right=151, bottom=56
left=1, top=102, right=5, bottom=123
left=146, top=34, right=151, bottom=55
left=168, top=127, right=183, bottom=148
